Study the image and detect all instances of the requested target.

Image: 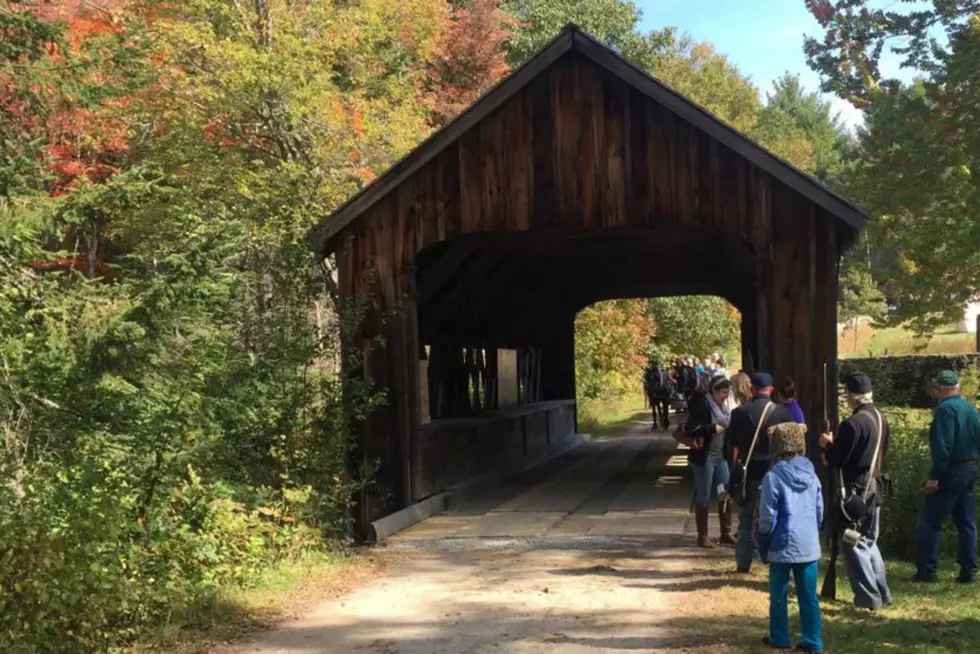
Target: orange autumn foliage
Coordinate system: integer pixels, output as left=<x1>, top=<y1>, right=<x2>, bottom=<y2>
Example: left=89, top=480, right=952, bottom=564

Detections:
left=425, top=0, right=513, bottom=127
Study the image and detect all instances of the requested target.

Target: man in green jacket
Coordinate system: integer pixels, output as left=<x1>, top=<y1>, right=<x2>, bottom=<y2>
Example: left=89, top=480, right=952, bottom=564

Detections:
left=914, top=370, right=980, bottom=583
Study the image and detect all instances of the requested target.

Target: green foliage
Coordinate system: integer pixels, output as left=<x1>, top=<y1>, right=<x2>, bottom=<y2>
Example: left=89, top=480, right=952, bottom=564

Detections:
left=806, top=3, right=980, bottom=332
left=752, top=73, right=846, bottom=178
left=878, top=408, right=963, bottom=562
left=804, top=1, right=979, bottom=106
left=502, top=0, right=672, bottom=69
left=0, top=2, right=409, bottom=650
left=575, top=299, right=654, bottom=402
left=651, top=35, right=760, bottom=133
left=749, top=105, right=814, bottom=172
left=0, top=191, right=375, bottom=651
left=0, top=8, right=64, bottom=62
left=839, top=264, right=887, bottom=326
left=838, top=356, right=980, bottom=409
left=646, top=296, right=741, bottom=366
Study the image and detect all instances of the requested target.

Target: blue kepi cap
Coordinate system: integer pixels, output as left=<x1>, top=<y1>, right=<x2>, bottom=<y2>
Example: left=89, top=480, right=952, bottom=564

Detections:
left=751, top=372, right=774, bottom=388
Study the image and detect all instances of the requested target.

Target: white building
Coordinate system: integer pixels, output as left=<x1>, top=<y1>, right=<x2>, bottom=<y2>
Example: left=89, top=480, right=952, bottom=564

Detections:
left=958, top=300, right=980, bottom=333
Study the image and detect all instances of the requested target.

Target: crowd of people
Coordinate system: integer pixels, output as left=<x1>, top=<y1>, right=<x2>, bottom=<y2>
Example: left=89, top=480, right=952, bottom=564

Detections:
left=643, top=362, right=980, bottom=654
left=642, top=355, right=734, bottom=431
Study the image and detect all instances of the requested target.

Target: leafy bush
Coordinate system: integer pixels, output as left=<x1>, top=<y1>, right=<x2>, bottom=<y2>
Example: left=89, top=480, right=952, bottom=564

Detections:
left=0, top=2, right=409, bottom=650
left=878, top=408, right=959, bottom=561
left=0, top=212, right=381, bottom=651
left=0, top=462, right=323, bottom=652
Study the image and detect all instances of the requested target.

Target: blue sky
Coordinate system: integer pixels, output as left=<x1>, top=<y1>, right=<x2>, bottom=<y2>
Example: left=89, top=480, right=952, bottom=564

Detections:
left=635, top=0, right=919, bottom=127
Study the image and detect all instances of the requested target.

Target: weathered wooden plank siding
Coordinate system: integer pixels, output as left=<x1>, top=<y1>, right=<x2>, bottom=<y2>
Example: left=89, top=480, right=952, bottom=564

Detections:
left=601, top=76, right=628, bottom=228
left=328, top=52, right=855, bottom=526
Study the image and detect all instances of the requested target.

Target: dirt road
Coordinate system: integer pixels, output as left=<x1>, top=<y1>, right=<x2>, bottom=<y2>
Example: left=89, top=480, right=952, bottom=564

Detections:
left=238, top=423, right=773, bottom=654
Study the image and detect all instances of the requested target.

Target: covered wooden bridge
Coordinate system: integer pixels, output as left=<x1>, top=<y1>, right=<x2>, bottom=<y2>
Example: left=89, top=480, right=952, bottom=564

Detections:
left=309, top=25, right=866, bottom=531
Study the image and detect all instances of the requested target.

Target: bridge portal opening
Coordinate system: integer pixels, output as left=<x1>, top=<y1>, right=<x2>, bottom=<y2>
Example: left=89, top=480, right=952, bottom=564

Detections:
left=574, top=295, right=743, bottom=433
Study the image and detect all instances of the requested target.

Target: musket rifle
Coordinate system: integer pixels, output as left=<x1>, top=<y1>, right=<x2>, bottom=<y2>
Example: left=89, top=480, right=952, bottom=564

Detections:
left=819, top=362, right=839, bottom=601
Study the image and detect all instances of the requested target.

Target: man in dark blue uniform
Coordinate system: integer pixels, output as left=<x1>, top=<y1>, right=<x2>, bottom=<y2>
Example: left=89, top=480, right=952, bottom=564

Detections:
left=725, top=372, right=794, bottom=572
left=820, top=373, right=893, bottom=609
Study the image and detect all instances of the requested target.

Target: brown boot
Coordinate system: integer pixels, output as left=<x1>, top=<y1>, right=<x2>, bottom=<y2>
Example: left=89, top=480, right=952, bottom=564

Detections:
left=718, top=501, right=737, bottom=546
left=695, top=505, right=715, bottom=548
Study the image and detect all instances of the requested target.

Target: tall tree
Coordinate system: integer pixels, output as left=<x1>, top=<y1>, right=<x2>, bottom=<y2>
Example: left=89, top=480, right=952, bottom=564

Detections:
left=0, top=2, right=441, bottom=647
left=575, top=299, right=654, bottom=401
left=838, top=264, right=888, bottom=352
left=652, top=34, right=760, bottom=133
left=646, top=296, right=741, bottom=366
left=805, top=1, right=980, bottom=332
left=426, top=0, right=513, bottom=126
left=754, top=73, right=846, bottom=179
left=502, top=0, right=671, bottom=69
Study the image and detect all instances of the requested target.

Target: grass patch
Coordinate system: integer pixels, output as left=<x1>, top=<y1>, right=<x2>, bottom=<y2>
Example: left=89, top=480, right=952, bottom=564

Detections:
left=824, top=560, right=979, bottom=653
left=578, top=392, right=650, bottom=436
left=669, top=558, right=978, bottom=653
left=840, top=323, right=975, bottom=358
left=134, top=550, right=380, bottom=653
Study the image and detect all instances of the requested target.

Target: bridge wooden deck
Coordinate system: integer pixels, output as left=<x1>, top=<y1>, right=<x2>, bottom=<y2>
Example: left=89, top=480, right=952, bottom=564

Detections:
left=394, top=428, right=709, bottom=542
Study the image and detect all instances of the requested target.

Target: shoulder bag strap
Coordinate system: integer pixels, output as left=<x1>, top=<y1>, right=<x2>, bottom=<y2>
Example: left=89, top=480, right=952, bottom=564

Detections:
left=744, top=402, right=775, bottom=464
left=861, top=407, right=885, bottom=502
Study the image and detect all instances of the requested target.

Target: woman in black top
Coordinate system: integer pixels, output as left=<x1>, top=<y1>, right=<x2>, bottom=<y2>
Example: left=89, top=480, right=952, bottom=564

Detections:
left=684, top=375, right=736, bottom=548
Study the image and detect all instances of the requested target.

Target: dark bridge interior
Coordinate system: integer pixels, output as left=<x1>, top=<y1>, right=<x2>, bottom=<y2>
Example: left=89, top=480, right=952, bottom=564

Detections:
left=414, top=227, right=756, bottom=347
left=310, top=25, right=864, bottom=533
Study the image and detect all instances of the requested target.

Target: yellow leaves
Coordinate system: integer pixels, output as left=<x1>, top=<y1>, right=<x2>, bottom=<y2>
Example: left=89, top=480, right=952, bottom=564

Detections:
left=764, top=135, right=814, bottom=172
left=575, top=300, right=655, bottom=401
left=139, top=0, right=441, bottom=210
left=898, top=251, right=918, bottom=275
left=354, top=0, right=449, bottom=59
left=652, top=34, right=760, bottom=134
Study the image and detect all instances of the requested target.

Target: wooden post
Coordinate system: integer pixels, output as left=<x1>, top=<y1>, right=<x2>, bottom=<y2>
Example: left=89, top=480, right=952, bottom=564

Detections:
left=740, top=295, right=758, bottom=374
left=540, top=313, right=576, bottom=402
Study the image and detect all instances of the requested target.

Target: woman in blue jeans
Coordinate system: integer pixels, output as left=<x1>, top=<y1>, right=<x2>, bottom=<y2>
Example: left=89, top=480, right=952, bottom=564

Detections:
left=757, top=423, right=824, bottom=653
left=683, top=376, right=735, bottom=548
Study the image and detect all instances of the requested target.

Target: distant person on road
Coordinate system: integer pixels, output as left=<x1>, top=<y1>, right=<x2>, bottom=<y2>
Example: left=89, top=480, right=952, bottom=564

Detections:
left=780, top=377, right=806, bottom=424
left=725, top=372, right=795, bottom=572
left=819, top=373, right=893, bottom=609
left=757, top=422, right=824, bottom=653
left=683, top=375, right=737, bottom=548
left=694, top=358, right=705, bottom=374
left=715, top=356, right=730, bottom=379
left=913, top=370, right=980, bottom=583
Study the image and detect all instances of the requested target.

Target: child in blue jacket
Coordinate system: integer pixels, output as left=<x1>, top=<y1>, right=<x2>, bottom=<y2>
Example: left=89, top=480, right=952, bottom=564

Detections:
left=756, top=423, right=824, bottom=653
